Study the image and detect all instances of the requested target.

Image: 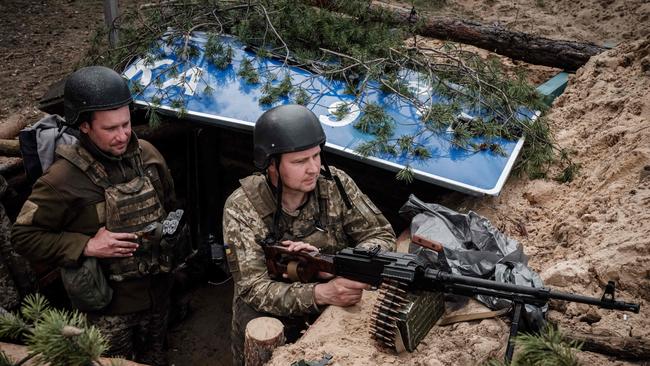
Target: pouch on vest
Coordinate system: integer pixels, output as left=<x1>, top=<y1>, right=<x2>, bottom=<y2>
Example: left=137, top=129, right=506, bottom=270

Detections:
left=19, top=114, right=78, bottom=185
left=60, top=257, right=113, bottom=312
left=104, top=175, right=166, bottom=281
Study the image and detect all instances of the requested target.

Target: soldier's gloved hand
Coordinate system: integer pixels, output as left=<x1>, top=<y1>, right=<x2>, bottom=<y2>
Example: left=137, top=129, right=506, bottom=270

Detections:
left=314, top=277, right=370, bottom=307
left=83, top=227, right=139, bottom=258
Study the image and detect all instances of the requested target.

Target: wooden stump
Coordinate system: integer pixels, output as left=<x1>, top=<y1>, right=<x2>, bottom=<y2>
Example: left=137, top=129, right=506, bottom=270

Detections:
left=244, top=317, right=285, bottom=366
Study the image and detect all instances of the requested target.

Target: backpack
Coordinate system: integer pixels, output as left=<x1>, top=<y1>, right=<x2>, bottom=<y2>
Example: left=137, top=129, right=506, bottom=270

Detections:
left=18, top=114, right=79, bottom=184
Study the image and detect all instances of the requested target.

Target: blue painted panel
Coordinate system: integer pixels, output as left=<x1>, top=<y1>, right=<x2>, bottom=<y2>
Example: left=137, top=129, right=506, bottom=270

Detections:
left=123, top=33, right=534, bottom=196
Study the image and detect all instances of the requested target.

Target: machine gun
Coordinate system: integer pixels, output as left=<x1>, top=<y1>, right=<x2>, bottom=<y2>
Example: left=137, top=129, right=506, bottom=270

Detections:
left=263, top=245, right=640, bottom=360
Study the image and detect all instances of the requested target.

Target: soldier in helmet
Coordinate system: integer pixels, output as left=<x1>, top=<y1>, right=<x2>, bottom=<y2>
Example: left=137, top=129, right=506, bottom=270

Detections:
left=223, top=104, right=396, bottom=365
left=12, top=66, right=178, bottom=365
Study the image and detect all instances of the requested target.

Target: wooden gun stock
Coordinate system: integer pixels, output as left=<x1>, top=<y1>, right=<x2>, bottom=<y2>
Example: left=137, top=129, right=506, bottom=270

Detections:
left=263, top=245, right=335, bottom=283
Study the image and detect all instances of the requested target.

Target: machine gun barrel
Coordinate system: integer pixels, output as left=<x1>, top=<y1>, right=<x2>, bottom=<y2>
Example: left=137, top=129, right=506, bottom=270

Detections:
left=424, top=269, right=640, bottom=313
left=263, top=245, right=640, bottom=313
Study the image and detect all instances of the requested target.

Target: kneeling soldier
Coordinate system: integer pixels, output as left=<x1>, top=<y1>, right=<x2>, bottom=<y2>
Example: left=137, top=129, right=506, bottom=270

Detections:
left=223, top=104, right=396, bottom=365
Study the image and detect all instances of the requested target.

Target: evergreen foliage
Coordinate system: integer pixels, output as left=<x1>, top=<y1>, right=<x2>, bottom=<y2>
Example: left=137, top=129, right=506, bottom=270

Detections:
left=484, top=325, right=582, bottom=366
left=355, top=103, right=394, bottom=137
left=292, top=87, right=310, bottom=105
left=259, top=73, right=293, bottom=105
left=27, top=310, right=106, bottom=366
left=0, top=294, right=108, bottom=366
left=237, top=58, right=259, bottom=84
left=81, top=0, right=575, bottom=183
left=0, top=352, right=13, bottom=366
left=332, top=103, right=351, bottom=121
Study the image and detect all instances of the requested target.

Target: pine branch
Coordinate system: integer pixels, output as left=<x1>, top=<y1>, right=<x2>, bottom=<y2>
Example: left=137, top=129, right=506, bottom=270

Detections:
left=20, top=294, right=49, bottom=323
left=0, top=351, right=14, bottom=366
left=395, top=166, right=414, bottom=183
left=512, top=325, right=582, bottom=366
left=0, top=311, right=29, bottom=340
left=27, top=309, right=107, bottom=366
left=0, top=294, right=109, bottom=366
left=79, top=0, right=574, bottom=183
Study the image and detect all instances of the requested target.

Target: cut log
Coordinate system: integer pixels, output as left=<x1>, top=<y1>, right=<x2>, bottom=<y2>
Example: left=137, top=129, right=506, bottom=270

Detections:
left=306, top=0, right=606, bottom=71
left=244, top=317, right=285, bottom=366
left=563, top=329, right=650, bottom=360
left=0, top=139, right=21, bottom=157
left=0, top=108, right=36, bottom=139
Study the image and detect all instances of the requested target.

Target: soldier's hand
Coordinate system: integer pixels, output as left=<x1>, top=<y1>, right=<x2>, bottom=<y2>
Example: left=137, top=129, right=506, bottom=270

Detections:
left=314, top=277, right=370, bottom=307
left=83, top=227, right=139, bottom=258
left=281, top=240, right=318, bottom=253
left=280, top=240, right=334, bottom=280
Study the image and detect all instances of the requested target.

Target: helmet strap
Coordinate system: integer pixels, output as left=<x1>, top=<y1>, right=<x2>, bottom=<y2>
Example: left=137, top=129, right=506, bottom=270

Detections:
left=320, top=152, right=352, bottom=210
left=270, top=155, right=283, bottom=241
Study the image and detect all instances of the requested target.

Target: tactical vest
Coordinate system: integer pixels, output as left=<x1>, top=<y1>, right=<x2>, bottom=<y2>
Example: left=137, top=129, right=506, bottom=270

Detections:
left=57, top=144, right=167, bottom=281
left=239, top=173, right=349, bottom=254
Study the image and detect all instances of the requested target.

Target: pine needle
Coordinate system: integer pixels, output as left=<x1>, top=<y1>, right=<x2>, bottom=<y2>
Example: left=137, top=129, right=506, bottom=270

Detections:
left=26, top=309, right=107, bottom=366
left=0, top=311, right=29, bottom=340
left=483, top=325, right=583, bottom=366
left=0, top=351, right=14, bottom=366
left=20, top=294, right=49, bottom=323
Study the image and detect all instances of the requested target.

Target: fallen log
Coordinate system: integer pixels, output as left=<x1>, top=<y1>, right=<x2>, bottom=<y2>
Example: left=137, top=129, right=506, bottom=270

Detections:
left=0, top=108, right=37, bottom=139
left=307, top=0, right=606, bottom=71
left=0, top=139, right=20, bottom=157
left=563, top=329, right=650, bottom=360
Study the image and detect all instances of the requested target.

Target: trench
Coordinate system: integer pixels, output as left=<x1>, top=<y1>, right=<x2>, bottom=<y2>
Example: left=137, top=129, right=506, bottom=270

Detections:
left=132, top=113, right=452, bottom=365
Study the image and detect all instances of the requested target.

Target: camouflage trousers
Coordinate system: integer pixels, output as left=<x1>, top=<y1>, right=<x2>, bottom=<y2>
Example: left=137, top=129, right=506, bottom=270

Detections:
left=231, top=296, right=317, bottom=366
left=0, top=201, right=35, bottom=311
left=89, top=304, right=170, bottom=366
left=0, top=259, right=19, bottom=310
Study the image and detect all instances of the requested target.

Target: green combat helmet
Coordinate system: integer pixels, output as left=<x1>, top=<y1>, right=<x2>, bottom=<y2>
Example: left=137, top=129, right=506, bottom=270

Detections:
left=63, top=66, right=132, bottom=127
left=253, top=104, right=326, bottom=170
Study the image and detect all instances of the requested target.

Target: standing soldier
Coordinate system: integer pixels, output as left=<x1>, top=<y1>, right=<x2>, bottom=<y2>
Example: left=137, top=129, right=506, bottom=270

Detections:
left=223, top=104, right=396, bottom=365
left=12, top=66, right=183, bottom=366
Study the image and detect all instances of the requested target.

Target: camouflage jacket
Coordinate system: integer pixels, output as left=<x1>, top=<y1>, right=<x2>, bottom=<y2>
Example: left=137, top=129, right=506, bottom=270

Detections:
left=12, top=133, right=176, bottom=315
left=223, top=167, right=396, bottom=317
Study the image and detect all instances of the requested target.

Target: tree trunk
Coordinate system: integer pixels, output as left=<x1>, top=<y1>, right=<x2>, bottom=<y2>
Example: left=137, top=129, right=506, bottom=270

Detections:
left=564, top=329, right=650, bottom=360
left=244, top=317, right=285, bottom=366
left=0, top=139, right=20, bottom=157
left=0, top=109, right=34, bottom=139
left=306, top=1, right=606, bottom=71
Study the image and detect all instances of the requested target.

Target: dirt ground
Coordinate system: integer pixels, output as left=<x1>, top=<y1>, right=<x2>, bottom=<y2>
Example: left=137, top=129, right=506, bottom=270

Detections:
left=0, top=0, right=648, bottom=365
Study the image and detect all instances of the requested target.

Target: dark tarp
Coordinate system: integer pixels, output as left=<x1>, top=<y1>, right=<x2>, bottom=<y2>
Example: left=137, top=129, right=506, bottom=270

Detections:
left=399, top=194, right=546, bottom=329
